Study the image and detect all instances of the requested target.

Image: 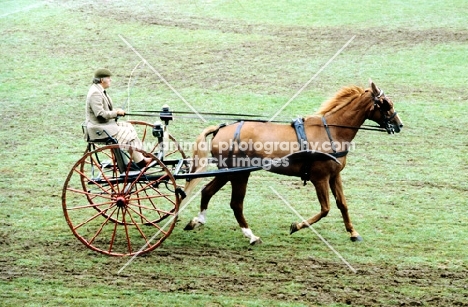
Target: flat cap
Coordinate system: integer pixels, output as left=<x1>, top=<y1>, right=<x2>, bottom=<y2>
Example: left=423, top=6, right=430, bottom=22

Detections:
left=94, top=68, right=112, bottom=78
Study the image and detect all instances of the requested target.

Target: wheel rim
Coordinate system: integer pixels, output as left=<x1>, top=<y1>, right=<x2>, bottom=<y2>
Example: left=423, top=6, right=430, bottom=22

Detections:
left=62, top=145, right=180, bottom=256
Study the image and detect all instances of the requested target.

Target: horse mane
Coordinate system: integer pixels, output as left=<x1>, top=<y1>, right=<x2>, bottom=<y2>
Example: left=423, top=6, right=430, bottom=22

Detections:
left=314, top=86, right=365, bottom=116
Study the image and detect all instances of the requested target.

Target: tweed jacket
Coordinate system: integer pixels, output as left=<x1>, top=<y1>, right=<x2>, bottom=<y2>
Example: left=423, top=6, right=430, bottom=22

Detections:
left=84, top=84, right=120, bottom=140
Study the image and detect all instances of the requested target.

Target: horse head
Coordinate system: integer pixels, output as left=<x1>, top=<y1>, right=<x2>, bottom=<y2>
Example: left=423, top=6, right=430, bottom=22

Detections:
left=367, top=79, right=404, bottom=134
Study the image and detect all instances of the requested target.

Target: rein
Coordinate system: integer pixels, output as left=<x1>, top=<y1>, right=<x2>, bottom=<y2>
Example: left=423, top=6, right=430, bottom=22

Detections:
left=322, top=123, right=387, bottom=132
left=131, top=110, right=266, bottom=118
left=123, top=113, right=287, bottom=123
left=124, top=112, right=388, bottom=132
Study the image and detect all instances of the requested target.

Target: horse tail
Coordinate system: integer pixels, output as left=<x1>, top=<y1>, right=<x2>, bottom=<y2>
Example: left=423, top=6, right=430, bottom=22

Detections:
left=182, top=125, right=220, bottom=200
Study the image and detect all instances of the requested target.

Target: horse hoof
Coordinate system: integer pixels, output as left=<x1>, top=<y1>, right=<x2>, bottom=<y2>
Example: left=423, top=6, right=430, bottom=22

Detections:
left=183, top=222, right=195, bottom=230
left=290, top=222, right=299, bottom=235
left=184, top=219, right=202, bottom=231
left=250, top=238, right=263, bottom=246
left=350, top=236, right=363, bottom=242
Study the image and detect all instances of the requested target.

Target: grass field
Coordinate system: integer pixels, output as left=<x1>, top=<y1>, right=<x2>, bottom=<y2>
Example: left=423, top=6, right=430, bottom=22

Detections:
left=1, top=0, right=467, bottom=306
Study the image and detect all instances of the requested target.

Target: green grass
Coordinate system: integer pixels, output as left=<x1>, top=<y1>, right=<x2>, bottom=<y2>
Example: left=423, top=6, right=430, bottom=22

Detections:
left=1, top=0, right=468, bottom=306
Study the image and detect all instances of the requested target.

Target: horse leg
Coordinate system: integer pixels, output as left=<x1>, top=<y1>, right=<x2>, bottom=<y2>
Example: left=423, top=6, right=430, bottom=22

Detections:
left=184, top=176, right=229, bottom=230
left=290, top=179, right=331, bottom=234
left=229, top=172, right=262, bottom=245
left=329, top=174, right=363, bottom=241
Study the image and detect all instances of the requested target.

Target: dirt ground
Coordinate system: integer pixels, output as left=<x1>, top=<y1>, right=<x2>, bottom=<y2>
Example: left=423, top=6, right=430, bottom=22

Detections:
left=3, top=239, right=467, bottom=306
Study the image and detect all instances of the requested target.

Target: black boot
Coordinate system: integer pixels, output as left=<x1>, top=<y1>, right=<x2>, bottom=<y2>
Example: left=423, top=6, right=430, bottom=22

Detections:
left=136, top=159, right=148, bottom=169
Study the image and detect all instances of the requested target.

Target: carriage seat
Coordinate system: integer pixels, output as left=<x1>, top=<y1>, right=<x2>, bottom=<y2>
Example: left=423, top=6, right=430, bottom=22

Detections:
left=87, top=136, right=117, bottom=145
left=82, top=123, right=118, bottom=144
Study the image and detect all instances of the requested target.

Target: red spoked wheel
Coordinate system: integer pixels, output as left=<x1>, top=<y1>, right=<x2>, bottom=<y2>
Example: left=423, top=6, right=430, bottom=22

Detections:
left=62, top=144, right=182, bottom=256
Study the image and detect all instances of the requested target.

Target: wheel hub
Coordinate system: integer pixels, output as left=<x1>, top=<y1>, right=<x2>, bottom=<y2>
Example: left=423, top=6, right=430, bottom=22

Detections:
left=115, top=196, right=127, bottom=208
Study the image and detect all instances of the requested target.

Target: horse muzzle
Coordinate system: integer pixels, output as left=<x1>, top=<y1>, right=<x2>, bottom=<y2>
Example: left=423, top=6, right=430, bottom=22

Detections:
left=385, top=113, right=403, bottom=134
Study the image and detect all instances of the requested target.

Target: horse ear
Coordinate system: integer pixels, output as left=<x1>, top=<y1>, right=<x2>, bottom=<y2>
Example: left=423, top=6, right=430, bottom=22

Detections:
left=370, top=79, right=380, bottom=96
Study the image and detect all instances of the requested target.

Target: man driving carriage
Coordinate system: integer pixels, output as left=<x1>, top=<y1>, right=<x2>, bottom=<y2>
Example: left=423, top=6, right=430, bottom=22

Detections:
left=84, top=68, right=152, bottom=168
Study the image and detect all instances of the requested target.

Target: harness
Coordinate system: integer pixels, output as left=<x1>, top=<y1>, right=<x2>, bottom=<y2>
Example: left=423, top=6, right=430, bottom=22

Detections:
left=223, top=119, right=350, bottom=185
left=291, top=117, right=348, bottom=185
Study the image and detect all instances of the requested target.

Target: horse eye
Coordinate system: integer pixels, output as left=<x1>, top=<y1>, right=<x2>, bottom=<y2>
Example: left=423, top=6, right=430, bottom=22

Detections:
left=381, top=98, right=391, bottom=111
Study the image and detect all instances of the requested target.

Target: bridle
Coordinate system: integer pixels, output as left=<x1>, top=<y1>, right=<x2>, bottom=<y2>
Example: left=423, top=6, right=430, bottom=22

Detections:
left=370, top=89, right=399, bottom=134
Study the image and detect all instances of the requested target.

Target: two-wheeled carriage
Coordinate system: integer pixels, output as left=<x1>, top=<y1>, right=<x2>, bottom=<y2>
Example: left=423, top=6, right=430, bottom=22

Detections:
left=63, top=81, right=404, bottom=257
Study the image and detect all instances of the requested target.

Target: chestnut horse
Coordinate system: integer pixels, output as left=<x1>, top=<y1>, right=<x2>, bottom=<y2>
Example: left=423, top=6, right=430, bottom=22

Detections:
left=183, top=80, right=403, bottom=244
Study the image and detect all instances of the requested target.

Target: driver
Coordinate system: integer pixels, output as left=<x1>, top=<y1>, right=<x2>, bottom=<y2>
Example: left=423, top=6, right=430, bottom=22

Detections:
left=84, top=68, right=152, bottom=168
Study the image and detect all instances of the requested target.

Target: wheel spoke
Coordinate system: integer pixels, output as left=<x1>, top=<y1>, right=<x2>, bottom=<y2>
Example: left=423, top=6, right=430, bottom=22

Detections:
left=126, top=207, right=152, bottom=246
left=120, top=207, right=133, bottom=254
left=73, top=204, right=116, bottom=231
left=126, top=205, right=169, bottom=235
left=88, top=206, right=118, bottom=245
left=107, top=207, right=120, bottom=253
